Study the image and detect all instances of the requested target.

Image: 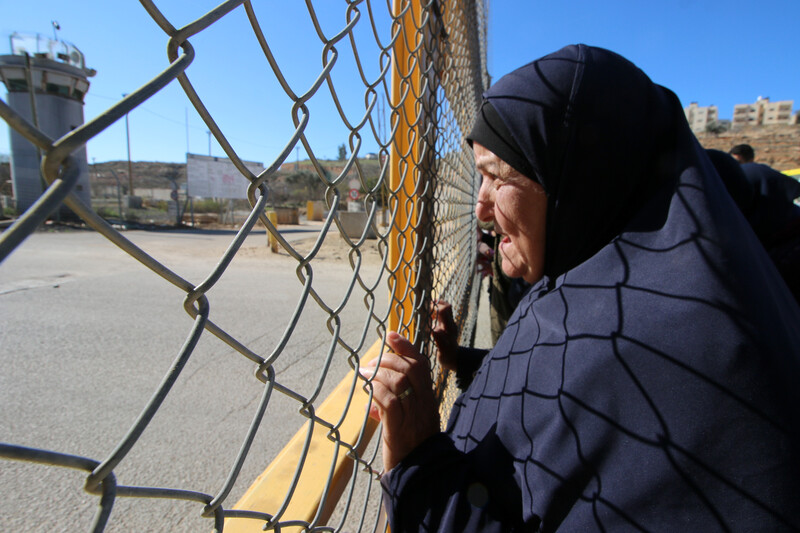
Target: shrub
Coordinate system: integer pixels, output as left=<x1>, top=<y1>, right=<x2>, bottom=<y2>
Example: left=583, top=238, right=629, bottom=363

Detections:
left=193, top=198, right=224, bottom=213
left=96, top=206, right=120, bottom=219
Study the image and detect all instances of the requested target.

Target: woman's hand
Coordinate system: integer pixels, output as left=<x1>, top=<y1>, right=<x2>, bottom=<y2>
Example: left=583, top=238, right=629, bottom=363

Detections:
left=361, top=331, right=440, bottom=471
left=477, top=236, right=495, bottom=278
left=431, top=300, right=459, bottom=372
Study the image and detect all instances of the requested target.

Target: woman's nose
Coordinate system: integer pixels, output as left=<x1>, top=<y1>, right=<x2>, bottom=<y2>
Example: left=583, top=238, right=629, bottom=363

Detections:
left=475, top=178, right=493, bottom=222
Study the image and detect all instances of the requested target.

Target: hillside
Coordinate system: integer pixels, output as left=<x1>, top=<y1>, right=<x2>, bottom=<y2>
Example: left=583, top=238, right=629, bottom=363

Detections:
left=2, top=125, right=798, bottom=204
left=89, top=157, right=383, bottom=199
left=92, top=160, right=186, bottom=190
left=695, top=124, right=800, bottom=171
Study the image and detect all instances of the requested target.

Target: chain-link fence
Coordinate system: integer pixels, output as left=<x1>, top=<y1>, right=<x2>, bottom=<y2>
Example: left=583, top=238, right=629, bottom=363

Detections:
left=0, top=1, right=488, bottom=531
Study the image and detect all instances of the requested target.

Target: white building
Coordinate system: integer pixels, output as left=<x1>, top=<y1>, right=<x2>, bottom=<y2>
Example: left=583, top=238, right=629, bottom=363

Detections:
left=732, top=97, right=794, bottom=127
left=684, top=102, right=719, bottom=133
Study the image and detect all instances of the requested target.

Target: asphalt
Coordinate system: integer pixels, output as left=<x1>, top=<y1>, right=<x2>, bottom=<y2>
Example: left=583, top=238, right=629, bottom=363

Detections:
left=0, top=221, right=491, bottom=531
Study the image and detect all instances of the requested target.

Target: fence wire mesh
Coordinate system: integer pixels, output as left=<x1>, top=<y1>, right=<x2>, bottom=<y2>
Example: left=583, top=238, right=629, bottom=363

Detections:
left=0, top=0, right=488, bottom=531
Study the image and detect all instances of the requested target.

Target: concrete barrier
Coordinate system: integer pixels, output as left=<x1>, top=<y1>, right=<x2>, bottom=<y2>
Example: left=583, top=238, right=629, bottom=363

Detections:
left=307, top=200, right=326, bottom=221
left=338, top=211, right=376, bottom=239
left=182, top=212, right=219, bottom=225
left=272, top=207, right=299, bottom=225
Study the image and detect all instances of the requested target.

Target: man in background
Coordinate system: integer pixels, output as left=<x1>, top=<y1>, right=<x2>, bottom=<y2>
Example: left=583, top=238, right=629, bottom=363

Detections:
left=730, top=143, right=755, bottom=163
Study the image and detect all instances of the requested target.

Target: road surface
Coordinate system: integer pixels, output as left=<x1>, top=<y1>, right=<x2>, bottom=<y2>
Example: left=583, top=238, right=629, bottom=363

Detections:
left=0, top=222, right=389, bottom=532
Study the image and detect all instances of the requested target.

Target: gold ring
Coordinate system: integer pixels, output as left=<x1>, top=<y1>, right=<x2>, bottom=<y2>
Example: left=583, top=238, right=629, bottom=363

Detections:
left=397, top=386, right=413, bottom=401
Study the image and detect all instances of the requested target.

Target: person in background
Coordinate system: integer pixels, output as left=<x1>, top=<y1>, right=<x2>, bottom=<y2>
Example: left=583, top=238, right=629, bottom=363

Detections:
left=737, top=161, right=800, bottom=306
left=727, top=142, right=800, bottom=210
left=729, top=142, right=755, bottom=163
left=710, top=149, right=800, bottom=305
left=362, top=44, right=800, bottom=532
left=740, top=161, right=800, bottom=212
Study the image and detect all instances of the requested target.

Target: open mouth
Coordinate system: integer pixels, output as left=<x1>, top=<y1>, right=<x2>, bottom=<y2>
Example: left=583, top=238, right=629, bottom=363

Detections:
left=498, top=235, right=512, bottom=256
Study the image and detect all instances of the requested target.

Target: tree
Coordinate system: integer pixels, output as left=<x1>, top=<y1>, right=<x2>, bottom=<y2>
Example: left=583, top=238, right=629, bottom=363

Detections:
left=287, top=170, right=326, bottom=201
left=337, top=143, right=347, bottom=161
left=0, top=160, right=11, bottom=196
left=363, top=173, right=390, bottom=208
left=705, top=120, right=728, bottom=136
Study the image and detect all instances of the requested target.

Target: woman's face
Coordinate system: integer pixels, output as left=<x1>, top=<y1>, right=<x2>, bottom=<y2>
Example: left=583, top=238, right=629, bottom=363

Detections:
left=473, top=142, right=547, bottom=284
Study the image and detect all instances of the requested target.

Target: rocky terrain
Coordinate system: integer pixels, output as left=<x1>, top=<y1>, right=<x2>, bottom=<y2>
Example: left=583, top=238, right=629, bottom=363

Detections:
left=695, top=124, right=799, bottom=171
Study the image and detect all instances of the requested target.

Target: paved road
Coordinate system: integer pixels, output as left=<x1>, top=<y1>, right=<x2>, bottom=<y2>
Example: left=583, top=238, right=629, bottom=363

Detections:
left=0, top=223, right=390, bottom=532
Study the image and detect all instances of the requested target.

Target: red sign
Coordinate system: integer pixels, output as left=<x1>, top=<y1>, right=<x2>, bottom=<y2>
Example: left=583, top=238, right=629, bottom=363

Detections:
left=348, top=188, right=359, bottom=201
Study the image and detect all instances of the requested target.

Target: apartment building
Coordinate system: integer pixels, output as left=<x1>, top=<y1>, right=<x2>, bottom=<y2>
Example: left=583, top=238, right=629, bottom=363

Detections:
left=732, top=97, right=794, bottom=127
left=684, top=102, right=719, bottom=133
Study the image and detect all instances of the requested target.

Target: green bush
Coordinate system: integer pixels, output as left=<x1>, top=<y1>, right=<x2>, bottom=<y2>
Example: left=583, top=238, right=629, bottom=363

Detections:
left=96, top=206, right=120, bottom=219
left=192, top=198, right=224, bottom=213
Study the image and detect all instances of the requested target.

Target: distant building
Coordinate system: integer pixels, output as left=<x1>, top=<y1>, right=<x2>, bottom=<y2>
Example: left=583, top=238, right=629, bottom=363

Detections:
left=684, top=102, right=719, bottom=133
left=732, top=97, right=794, bottom=127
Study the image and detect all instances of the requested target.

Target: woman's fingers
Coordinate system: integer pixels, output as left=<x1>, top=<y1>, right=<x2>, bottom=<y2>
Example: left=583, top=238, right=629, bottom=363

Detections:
left=361, top=332, right=424, bottom=377
left=429, top=302, right=459, bottom=372
left=431, top=301, right=457, bottom=338
left=361, top=363, right=412, bottom=396
left=358, top=331, right=441, bottom=470
left=360, top=357, right=414, bottom=426
left=360, top=353, right=409, bottom=379
left=358, top=331, right=431, bottom=418
left=431, top=298, right=453, bottom=315
left=386, top=330, right=415, bottom=355
left=359, top=349, right=414, bottom=419
left=434, top=301, right=455, bottom=328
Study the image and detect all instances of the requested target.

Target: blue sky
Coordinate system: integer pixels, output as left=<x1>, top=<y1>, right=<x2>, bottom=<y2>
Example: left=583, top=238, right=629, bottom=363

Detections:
left=1, top=0, right=798, bottom=165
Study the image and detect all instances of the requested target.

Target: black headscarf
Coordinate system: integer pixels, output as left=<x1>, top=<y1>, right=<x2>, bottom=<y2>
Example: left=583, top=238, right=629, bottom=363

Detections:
left=469, top=45, right=681, bottom=279
left=383, top=44, right=800, bottom=532
left=467, top=100, right=537, bottom=183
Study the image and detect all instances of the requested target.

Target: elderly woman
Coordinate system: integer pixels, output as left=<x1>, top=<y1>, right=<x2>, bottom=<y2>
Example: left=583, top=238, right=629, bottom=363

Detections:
left=362, top=44, right=800, bottom=531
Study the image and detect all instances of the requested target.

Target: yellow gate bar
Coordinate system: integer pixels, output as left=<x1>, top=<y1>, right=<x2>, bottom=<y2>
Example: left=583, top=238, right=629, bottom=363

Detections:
left=226, top=340, right=382, bottom=532
left=388, top=0, right=424, bottom=339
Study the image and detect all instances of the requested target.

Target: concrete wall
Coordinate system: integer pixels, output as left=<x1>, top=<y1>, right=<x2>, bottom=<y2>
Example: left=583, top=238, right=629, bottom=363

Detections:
left=338, top=211, right=376, bottom=239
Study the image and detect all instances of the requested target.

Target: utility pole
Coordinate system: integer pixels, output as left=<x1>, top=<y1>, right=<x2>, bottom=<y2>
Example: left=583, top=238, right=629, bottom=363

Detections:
left=123, top=93, right=133, bottom=195
left=185, top=107, right=189, bottom=155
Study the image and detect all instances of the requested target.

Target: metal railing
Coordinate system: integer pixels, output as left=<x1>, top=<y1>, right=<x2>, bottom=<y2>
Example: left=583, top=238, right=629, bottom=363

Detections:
left=0, top=1, right=488, bottom=530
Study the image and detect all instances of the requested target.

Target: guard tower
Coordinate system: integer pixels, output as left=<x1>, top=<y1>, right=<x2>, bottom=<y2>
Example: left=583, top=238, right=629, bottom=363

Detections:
left=0, top=32, right=95, bottom=215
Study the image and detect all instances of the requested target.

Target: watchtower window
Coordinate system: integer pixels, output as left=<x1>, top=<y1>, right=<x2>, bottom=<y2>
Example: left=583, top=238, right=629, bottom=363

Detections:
left=8, top=79, right=28, bottom=91
left=45, top=83, right=70, bottom=97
